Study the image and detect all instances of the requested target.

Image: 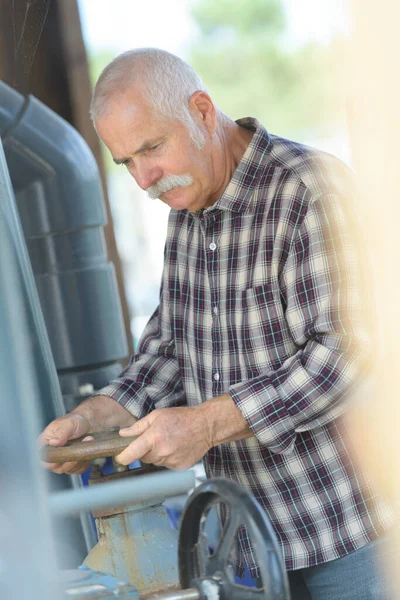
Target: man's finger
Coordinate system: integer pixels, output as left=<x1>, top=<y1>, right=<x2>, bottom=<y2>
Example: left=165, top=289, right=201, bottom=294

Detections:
left=40, top=425, right=74, bottom=447
left=115, top=433, right=153, bottom=465
left=41, top=437, right=93, bottom=472
left=46, top=460, right=92, bottom=474
left=119, top=416, right=150, bottom=438
left=38, top=435, right=48, bottom=449
left=68, top=461, right=92, bottom=474
left=41, top=461, right=61, bottom=470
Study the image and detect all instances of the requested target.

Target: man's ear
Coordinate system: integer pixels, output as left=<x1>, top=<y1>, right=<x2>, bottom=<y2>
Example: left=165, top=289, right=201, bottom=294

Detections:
left=189, top=91, right=216, bottom=135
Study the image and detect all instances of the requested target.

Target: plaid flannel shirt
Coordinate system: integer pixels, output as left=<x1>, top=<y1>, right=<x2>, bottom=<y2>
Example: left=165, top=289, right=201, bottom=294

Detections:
left=99, top=118, right=393, bottom=575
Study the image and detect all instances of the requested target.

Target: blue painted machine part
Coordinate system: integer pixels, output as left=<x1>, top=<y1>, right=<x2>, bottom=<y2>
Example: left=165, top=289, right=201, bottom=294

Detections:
left=49, top=469, right=195, bottom=594
left=85, top=501, right=180, bottom=595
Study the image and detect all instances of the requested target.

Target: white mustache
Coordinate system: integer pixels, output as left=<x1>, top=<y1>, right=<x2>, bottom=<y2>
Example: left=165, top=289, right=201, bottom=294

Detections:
left=146, top=173, right=193, bottom=200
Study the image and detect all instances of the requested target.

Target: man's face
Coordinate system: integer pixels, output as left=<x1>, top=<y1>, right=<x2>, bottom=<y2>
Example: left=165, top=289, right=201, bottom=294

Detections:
left=95, top=91, right=215, bottom=212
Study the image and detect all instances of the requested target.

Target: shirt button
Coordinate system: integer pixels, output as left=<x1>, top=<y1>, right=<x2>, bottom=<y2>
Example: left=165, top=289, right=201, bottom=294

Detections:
left=213, top=306, right=218, bottom=315
left=213, top=372, right=220, bottom=381
left=209, top=242, right=217, bottom=251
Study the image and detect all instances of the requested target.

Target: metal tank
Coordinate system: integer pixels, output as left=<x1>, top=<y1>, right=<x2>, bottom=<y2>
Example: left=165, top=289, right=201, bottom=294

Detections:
left=0, top=79, right=129, bottom=565
left=0, top=80, right=128, bottom=415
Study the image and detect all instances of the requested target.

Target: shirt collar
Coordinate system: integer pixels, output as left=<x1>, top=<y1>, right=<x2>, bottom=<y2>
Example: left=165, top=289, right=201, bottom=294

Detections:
left=203, top=117, right=272, bottom=216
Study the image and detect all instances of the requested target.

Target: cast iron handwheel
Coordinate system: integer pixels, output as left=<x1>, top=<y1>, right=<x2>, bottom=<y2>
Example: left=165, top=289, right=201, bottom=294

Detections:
left=178, top=477, right=290, bottom=600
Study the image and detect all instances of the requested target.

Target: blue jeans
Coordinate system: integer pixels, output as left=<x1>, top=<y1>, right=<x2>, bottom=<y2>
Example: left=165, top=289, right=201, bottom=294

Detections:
left=285, top=536, right=395, bottom=600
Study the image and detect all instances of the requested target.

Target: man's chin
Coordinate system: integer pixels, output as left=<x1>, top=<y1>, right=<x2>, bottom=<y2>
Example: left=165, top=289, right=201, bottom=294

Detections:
left=159, top=187, right=191, bottom=210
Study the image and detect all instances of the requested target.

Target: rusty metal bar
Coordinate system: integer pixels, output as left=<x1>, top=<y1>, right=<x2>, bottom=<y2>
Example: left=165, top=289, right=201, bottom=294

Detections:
left=49, top=470, right=195, bottom=518
left=41, top=429, right=137, bottom=463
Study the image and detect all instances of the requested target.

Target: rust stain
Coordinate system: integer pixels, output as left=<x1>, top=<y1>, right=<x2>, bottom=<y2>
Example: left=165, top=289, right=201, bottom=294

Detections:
left=85, top=503, right=179, bottom=595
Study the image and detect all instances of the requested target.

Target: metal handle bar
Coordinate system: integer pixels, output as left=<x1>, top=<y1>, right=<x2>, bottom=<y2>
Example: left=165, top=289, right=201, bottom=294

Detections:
left=41, top=429, right=137, bottom=463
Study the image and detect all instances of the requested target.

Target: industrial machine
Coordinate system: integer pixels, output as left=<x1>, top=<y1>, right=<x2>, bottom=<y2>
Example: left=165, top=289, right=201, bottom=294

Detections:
left=56, top=474, right=290, bottom=599
left=0, top=76, right=290, bottom=599
left=50, top=476, right=291, bottom=599
left=50, top=472, right=290, bottom=599
left=42, top=432, right=290, bottom=599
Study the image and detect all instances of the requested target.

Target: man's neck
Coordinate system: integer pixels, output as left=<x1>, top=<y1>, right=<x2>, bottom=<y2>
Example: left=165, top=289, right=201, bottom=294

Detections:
left=206, top=118, right=255, bottom=206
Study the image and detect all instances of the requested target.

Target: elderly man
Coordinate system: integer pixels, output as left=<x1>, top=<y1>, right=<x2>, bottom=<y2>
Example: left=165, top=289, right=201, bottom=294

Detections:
left=41, top=48, right=394, bottom=599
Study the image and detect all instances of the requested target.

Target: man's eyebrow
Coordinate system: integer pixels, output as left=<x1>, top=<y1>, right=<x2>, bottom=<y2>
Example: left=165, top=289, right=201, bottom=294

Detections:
left=113, top=157, right=129, bottom=165
left=113, top=137, right=165, bottom=165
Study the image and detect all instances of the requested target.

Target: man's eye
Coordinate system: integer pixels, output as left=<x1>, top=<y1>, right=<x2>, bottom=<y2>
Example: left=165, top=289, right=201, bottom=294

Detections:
left=148, top=144, right=160, bottom=152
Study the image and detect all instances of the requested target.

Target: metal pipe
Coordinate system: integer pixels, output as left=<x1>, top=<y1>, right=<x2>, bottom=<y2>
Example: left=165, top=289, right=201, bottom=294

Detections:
left=147, top=589, right=200, bottom=600
left=49, top=470, right=195, bottom=518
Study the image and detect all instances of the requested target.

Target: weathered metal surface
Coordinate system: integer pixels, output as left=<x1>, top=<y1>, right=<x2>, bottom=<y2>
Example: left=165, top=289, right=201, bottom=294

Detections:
left=91, top=496, right=164, bottom=520
left=41, top=429, right=138, bottom=463
left=90, top=470, right=163, bottom=518
left=81, top=461, right=188, bottom=596
left=84, top=502, right=180, bottom=595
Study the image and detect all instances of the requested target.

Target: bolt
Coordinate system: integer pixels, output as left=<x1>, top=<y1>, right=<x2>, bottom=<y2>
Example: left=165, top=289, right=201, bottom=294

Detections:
left=112, top=456, right=129, bottom=473
left=90, top=464, right=102, bottom=481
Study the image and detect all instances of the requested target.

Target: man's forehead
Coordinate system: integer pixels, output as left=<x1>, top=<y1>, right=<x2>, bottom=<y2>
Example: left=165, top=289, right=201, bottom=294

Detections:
left=96, top=100, right=155, bottom=140
left=103, top=96, right=148, bottom=123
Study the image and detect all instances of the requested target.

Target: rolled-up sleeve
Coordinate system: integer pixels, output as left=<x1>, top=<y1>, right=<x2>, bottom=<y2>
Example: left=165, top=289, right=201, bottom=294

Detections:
left=96, top=277, right=185, bottom=420
left=229, top=193, right=370, bottom=454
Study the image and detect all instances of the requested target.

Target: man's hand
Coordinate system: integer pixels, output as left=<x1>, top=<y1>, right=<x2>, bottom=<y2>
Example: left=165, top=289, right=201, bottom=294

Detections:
left=38, top=394, right=137, bottom=474
left=116, top=394, right=253, bottom=470
left=116, top=405, right=212, bottom=470
left=39, top=413, right=92, bottom=474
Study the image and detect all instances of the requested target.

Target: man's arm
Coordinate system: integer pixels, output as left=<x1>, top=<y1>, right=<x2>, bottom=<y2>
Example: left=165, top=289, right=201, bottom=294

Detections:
left=115, top=392, right=252, bottom=470
left=93, top=246, right=186, bottom=421
left=71, top=394, right=137, bottom=431
left=228, top=193, right=369, bottom=454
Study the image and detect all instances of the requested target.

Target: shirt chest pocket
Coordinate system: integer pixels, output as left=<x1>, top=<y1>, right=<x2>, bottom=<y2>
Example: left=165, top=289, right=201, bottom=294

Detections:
left=236, top=283, right=294, bottom=375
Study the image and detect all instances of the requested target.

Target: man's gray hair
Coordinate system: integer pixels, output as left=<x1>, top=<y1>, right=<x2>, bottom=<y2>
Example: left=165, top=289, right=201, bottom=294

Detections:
left=90, top=48, right=209, bottom=148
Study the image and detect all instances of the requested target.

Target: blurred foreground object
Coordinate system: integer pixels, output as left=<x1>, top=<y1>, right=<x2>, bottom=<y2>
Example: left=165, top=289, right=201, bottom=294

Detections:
left=347, top=0, right=400, bottom=592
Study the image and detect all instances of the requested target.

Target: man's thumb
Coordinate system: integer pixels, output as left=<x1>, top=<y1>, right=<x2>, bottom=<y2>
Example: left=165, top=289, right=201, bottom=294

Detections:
left=46, top=414, right=88, bottom=446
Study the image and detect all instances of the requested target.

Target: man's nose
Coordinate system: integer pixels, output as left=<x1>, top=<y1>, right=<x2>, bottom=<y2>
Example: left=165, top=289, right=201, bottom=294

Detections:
left=131, top=164, right=163, bottom=191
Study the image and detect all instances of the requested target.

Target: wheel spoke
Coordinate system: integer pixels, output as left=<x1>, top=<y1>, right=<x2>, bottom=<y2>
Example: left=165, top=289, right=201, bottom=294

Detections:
left=194, top=531, right=211, bottom=578
left=207, top=509, right=242, bottom=573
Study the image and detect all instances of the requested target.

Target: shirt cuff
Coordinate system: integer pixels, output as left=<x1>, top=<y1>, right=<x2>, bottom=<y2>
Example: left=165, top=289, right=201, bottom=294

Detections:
left=92, top=382, right=152, bottom=421
left=229, top=375, right=296, bottom=454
